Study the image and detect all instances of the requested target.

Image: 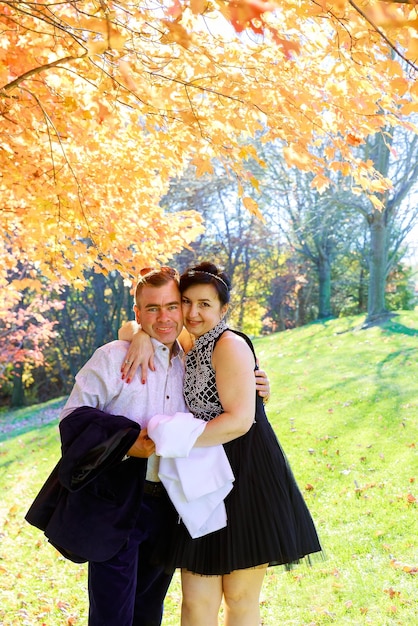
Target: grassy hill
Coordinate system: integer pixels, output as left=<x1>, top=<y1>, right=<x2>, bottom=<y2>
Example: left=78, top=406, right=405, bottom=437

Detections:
left=1, top=312, right=417, bottom=625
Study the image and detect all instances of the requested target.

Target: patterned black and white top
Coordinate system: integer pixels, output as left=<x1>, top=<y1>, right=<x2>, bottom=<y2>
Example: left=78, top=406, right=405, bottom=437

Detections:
left=183, top=319, right=228, bottom=421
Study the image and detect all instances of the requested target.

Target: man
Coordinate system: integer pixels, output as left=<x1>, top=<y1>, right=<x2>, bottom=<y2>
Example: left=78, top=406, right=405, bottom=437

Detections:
left=26, top=267, right=270, bottom=626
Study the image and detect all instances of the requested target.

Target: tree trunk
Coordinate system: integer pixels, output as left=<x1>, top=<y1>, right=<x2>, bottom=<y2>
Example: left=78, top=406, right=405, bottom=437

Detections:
left=93, top=272, right=107, bottom=348
left=367, top=211, right=388, bottom=321
left=237, top=249, right=251, bottom=329
left=358, top=266, right=368, bottom=312
left=317, top=255, right=332, bottom=318
left=10, top=363, right=25, bottom=407
left=296, top=284, right=307, bottom=326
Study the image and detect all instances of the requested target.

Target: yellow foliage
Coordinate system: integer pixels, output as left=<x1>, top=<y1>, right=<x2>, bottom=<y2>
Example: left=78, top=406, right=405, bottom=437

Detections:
left=0, top=0, right=417, bottom=294
left=242, top=196, right=265, bottom=221
left=311, top=174, right=331, bottom=193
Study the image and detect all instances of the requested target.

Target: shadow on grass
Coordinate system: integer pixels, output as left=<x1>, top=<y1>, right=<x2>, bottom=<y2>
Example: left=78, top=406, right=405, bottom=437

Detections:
left=360, top=312, right=418, bottom=336
left=314, top=312, right=418, bottom=337
left=381, top=321, right=418, bottom=337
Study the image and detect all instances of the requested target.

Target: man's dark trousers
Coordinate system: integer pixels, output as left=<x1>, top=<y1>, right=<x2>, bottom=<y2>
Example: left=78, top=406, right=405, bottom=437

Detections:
left=88, top=486, right=177, bottom=626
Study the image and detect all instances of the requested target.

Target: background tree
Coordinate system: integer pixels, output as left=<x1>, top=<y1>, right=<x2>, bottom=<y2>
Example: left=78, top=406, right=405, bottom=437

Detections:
left=164, top=166, right=282, bottom=333
left=9, top=270, right=134, bottom=406
left=252, top=149, right=356, bottom=319
left=0, top=260, right=62, bottom=406
left=245, top=127, right=418, bottom=322
left=350, top=122, right=418, bottom=321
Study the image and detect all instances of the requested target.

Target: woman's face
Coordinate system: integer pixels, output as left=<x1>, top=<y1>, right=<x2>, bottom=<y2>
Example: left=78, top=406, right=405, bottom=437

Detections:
left=181, top=284, right=228, bottom=338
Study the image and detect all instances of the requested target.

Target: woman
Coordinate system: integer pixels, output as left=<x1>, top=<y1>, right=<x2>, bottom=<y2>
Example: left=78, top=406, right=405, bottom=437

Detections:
left=123, top=262, right=323, bottom=626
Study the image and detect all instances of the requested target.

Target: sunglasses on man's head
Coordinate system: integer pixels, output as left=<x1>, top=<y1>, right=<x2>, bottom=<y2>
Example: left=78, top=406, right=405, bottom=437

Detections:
left=138, top=266, right=179, bottom=280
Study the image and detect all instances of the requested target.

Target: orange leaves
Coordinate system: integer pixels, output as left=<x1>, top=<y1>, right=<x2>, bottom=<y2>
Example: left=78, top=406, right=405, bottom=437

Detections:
left=346, top=134, right=363, bottom=147
left=360, top=1, right=417, bottom=31
left=311, top=174, right=330, bottom=193
left=271, top=35, right=301, bottom=59
left=329, top=161, right=351, bottom=177
left=283, top=145, right=313, bottom=171
left=190, top=0, right=208, bottom=15
left=1, top=0, right=417, bottom=295
left=191, top=156, right=214, bottom=177
left=86, top=30, right=128, bottom=56
left=117, top=60, right=138, bottom=93
left=390, top=77, right=409, bottom=97
left=168, top=0, right=184, bottom=20
left=242, top=196, right=264, bottom=220
left=161, top=20, right=192, bottom=49
left=63, top=10, right=129, bottom=55
left=222, top=0, right=277, bottom=34
left=218, top=0, right=301, bottom=56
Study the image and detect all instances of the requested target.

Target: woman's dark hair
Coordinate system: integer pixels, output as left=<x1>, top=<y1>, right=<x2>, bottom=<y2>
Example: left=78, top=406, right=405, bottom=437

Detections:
left=180, top=262, right=231, bottom=306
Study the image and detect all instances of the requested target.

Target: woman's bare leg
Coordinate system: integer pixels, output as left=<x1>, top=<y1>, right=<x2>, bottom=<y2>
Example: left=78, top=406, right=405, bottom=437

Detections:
left=223, top=564, right=268, bottom=626
left=181, top=569, right=223, bottom=626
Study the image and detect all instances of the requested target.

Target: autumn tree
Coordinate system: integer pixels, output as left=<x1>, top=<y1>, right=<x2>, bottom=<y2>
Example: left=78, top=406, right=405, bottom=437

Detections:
left=2, top=1, right=418, bottom=282
left=0, top=266, right=62, bottom=406
left=2, top=0, right=418, bottom=377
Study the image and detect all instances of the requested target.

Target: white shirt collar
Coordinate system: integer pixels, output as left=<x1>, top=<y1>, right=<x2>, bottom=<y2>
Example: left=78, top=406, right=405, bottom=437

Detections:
left=150, top=337, right=184, bottom=360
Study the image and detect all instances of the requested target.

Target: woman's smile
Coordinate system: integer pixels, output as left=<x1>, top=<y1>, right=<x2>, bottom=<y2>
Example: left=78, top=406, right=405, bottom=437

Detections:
left=181, top=284, right=228, bottom=337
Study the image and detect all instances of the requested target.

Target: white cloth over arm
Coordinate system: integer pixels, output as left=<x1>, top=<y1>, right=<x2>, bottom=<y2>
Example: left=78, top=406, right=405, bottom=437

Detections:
left=148, top=412, right=235, bottom=538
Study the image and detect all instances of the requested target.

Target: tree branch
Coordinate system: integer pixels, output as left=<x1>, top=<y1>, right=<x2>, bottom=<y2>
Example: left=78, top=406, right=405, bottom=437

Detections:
left=0, top=54, right=87, bottom=93
left=348, top=0, right=418, bottom=72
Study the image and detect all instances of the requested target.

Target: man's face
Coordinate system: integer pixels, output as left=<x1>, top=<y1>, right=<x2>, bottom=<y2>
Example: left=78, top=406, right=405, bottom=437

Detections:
left=134, top=281, right=183, bottom=349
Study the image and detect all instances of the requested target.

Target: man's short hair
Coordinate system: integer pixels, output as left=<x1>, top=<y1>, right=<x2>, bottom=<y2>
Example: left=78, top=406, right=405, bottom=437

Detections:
left=135, top=267, right=180, bottom=306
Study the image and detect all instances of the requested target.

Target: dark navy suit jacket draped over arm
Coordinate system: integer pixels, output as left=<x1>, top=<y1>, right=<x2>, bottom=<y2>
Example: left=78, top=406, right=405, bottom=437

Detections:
left=25, top=406, right=147, bottom=563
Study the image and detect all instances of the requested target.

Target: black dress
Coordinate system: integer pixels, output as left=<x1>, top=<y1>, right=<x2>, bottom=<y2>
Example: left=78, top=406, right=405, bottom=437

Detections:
left=164, top=319, right=323, bottom=575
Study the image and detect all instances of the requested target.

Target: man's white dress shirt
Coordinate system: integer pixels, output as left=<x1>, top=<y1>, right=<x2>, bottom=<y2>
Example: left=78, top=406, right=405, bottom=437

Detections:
left=60, top=338, right=186, bottom=481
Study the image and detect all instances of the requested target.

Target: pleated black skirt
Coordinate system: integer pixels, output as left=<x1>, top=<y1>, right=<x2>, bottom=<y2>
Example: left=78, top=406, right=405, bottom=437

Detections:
left=161, top=400, right=324, bottom=575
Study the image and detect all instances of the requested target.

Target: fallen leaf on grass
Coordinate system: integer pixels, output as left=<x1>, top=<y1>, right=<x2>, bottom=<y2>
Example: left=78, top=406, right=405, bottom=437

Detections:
left=57, top=600, right=71, bottom=610
left=390, top=558, right=418, bottom=574
left=8, top=504, right=19, bottom=516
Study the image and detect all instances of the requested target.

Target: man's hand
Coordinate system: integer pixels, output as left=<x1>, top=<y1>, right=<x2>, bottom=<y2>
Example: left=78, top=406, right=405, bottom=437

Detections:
left=127, top=428, right=155, bottom=458
left=255, top=361, right=271, bottom=403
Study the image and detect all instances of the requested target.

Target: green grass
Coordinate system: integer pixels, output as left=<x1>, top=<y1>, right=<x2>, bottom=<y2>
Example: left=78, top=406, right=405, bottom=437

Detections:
left=1, top=312, right=417, bottom=625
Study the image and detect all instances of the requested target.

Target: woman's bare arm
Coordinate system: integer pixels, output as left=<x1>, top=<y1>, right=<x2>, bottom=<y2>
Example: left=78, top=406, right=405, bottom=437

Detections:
left=119, top=321, right=155, bottom=384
